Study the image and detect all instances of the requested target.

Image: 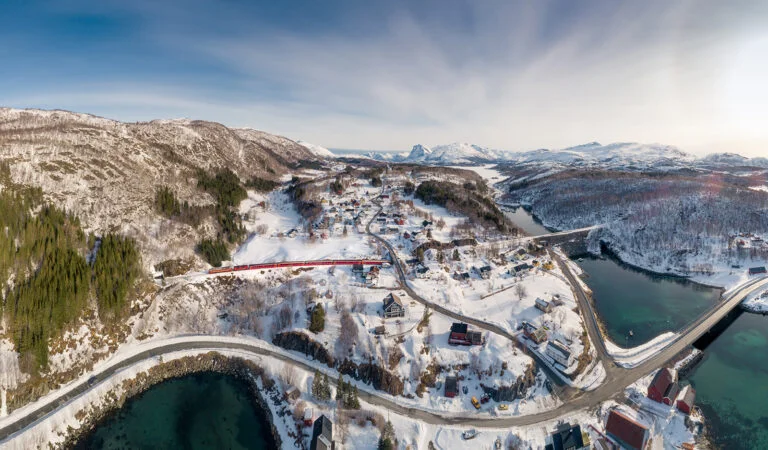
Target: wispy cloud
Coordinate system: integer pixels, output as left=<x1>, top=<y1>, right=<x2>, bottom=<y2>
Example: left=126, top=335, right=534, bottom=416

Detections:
left=3, top=0, right=768, bottom=155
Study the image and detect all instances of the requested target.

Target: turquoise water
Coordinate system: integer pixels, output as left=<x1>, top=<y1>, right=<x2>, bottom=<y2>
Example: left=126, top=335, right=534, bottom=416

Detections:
left=575, top=256, right=721, bottom=346
left=74, top=372, right=276, bottom=450
left=574, top=254, right=767, bottom=449
left=687, top=312, right=768, bottom=450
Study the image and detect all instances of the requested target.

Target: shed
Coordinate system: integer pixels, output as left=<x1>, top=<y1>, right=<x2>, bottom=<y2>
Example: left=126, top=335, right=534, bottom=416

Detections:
left=605, top=410, right=649, bottom=450
left=284, top=386, right=300, bottom=402
left=749, top=266, right=767, bottom=275
left=373, top=325, right=386, bottom=335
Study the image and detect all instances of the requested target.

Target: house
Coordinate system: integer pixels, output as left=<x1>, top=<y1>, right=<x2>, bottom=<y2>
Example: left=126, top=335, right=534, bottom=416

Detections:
left=373, top=325, right=386, bottom=335
left=546, top=340, right=573, bottom=367
left=749, top=266, right=767, bottom=275
left=395, top=218, right=406, bottom=225
left=535, top=298, right=553, bottom=313
left=445, top=376, right=459, bottom=398
left=383, top=293, right=405, bottom=318
left=449, top=322, right=468, bottom=344
left=453, top=271, right=471, bottom=282
left=522, top=322, right=548, bottom=344
left=531, top=328, right=548, bottom=344
left=514, top=248, right=527, bottom=260
left=605, top=410, right=649, bottom=450
left=647, top=367, right=678, bottom=404
left=403, top=231, right=411, bottom=239
left=304, top=408, right=314, bottom=426
left=422, top=220, right=433, bottom=227
left=310, top=415, right=335, bottom=450
left=415, top=266, right=430, bottom=278
left=366, top=266, right=380, bottom=286
left=448, top=323, right=484, bottom=345
left=675, top=385, right=696, bottom=415
left=477, top=265, right=492, bottom=279
left=284, top=386, right=300, bottom=402
left=545, top=422, right=587, bottom=450
left=286, top=228, right=298, bottom=238
left=512, top=263, right=533, bottom=274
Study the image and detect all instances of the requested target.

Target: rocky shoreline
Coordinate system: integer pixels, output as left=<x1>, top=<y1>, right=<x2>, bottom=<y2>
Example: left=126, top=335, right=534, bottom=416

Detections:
left=58, top=352, right=281, bottom=450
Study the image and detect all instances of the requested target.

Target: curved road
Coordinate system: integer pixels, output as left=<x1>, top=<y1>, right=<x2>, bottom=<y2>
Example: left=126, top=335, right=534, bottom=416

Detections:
left=2, top=203, right=767, bottom=441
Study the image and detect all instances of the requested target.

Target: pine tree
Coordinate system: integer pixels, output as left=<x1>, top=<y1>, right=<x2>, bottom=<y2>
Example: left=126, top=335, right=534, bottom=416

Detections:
left=351, top=386, right=361, bottom=409
left=453, top=249, right=460, bottom=261
left=336, top=376, right=344, bottom=401
left=312, top=370, right=323, bottom=399
left=321, top=374, right=331, bottom=400
left=309, top=303, right=326, bottom=333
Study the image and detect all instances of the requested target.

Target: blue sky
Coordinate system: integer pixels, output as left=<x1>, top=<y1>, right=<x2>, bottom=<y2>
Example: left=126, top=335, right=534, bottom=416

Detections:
left=2, top=0, right=767, bottom=156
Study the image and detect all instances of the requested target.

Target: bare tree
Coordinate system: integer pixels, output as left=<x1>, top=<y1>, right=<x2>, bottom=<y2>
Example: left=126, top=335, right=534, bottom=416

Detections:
left=337, top=310, right=359, bottom=358
left=281, top=364, right=297, bottom=387
left=514, top=284, right=527, bottom=302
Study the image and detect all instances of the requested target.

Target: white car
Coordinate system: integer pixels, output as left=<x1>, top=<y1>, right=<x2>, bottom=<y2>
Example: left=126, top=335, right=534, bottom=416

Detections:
left=462, top=429, right=479, bottom=440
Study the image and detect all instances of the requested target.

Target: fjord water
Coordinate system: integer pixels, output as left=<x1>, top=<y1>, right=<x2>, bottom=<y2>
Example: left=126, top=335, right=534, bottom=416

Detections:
left=75, top=372, right=275, bottom=450
left=503, top=207, right=551, bottom=236
left=686, top=312, right=768, bottom=449
left=574, top=254, right=767, bottom=449
left=575, top=256, right=721, bottom=346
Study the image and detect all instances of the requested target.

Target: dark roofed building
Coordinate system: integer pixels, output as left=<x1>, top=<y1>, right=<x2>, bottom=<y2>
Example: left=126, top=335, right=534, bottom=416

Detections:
left=545, top=422, right=587, bottom=450
left=605, top=410, right=649, bottom=450
left=383, top=293, right=405, bottom=318
left=445, top=376, right=459, bottom=398
left=310, top=415, right=334, bottom=450
left=749, top=266, right=767, bottom=275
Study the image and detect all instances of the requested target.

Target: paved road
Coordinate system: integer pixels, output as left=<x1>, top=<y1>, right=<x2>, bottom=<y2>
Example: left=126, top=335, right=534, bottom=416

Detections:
left=3, top=203, right=766, bottom=441
left=365, top=201, right=575, bottom=398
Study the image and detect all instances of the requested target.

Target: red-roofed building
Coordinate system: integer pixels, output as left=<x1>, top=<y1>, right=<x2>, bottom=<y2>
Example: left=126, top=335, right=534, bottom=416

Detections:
left=605, top=410, right=649, bottom=450
left=647, top=367, right=677, bottom=404
left=676, top=385, right=696, bottom=415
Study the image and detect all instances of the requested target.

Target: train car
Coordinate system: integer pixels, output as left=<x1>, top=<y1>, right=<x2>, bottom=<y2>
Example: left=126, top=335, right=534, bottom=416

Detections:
left=233, top=265, right=249, bottom=271
left=209, top=267, right=233, bottom=274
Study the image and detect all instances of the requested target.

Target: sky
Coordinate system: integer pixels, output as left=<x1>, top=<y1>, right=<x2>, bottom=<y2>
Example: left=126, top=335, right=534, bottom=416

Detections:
left=1, top=0, right=767, bottom=156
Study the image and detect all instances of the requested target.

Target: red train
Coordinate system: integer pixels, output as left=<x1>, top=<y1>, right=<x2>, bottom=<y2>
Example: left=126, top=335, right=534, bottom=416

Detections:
left=207, top=259, right=388, bottom=275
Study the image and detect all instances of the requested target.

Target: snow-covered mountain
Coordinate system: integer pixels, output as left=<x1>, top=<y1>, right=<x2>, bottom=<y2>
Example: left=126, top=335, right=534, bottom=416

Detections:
left=394, top=141, right=696, bottom=168
left=699, top=152, right=768, bottom=168
left=297, top=140, right=336, bottom=158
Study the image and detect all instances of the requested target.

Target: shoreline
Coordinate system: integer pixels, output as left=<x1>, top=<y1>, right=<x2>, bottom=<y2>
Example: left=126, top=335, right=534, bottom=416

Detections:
left=59, top=352, right=281, bottom=450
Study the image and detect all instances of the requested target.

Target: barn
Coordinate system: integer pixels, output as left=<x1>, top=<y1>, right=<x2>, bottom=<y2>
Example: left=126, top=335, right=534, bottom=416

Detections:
left=605, top=410, right=649, bottom=450
left=647, top=367, right=677, bottom=404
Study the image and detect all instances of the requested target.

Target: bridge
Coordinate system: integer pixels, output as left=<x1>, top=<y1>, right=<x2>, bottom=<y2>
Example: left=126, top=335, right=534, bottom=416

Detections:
left=1, top=202, right=764, bottom=442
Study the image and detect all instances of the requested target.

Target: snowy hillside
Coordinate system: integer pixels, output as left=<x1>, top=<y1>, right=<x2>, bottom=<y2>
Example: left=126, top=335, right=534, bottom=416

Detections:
left=0, top=107, right=322, bottom=269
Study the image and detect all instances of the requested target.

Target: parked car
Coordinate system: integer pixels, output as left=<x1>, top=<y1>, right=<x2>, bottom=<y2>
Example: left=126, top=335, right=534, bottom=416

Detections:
left=462, top=385, right=468, bottom=394
left=462, top=429, right=479, bottom=440
left=498, top=404, right=509, bottom=411
left=480, top=393, right=491, bottom=404
left=471, top=397, right=481, bottom=409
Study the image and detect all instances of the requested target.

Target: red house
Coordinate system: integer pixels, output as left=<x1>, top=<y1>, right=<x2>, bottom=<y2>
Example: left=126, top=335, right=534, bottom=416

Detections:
left=448, top=323, right=485, bottom=346
left=647, top=367, right=677, bottom=404
left=606, top=410, right=649, bottom=450
left=676, top=385, right=696, bottom=415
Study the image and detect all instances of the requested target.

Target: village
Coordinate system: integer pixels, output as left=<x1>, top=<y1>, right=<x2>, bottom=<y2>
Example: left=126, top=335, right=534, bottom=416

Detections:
left=196, top=165, right=703, bottom=449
